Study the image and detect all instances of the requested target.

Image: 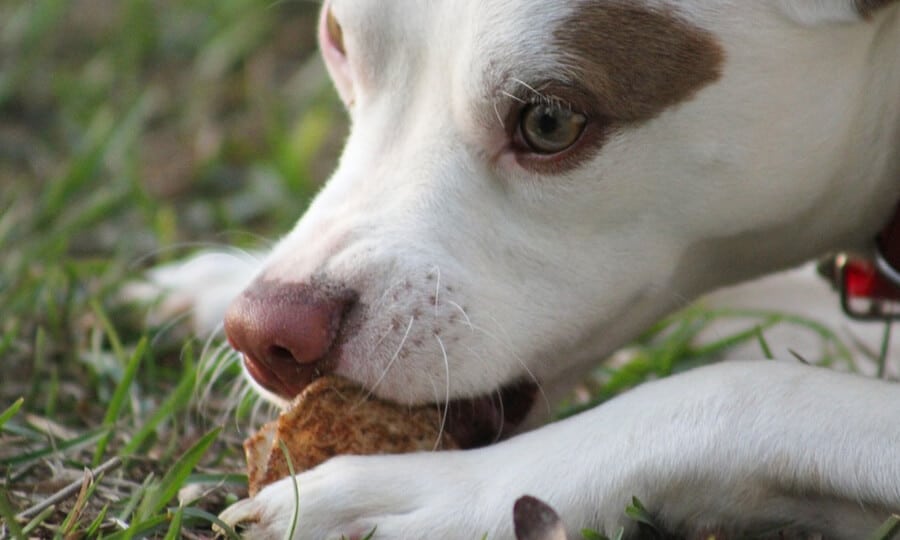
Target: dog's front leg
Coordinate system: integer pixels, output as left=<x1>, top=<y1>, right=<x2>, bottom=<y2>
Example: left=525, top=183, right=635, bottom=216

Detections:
left=220, top=361, right=900, bottom=539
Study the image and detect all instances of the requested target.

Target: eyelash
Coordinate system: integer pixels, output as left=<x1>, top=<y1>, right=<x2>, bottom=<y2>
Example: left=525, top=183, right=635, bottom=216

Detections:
left=507, top=92, right=575, bottom=119
left=498, top=88, right=604, bottom=174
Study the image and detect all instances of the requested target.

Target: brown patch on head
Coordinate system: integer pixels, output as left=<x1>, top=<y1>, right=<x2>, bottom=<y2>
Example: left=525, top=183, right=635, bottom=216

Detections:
left=554, top=2, right=724, bottom=124
left=855, top=0, right=898, bottom=17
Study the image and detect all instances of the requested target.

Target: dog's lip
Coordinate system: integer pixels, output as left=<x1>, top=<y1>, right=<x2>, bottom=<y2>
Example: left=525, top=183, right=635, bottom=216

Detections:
left=442, top=380, right=538, bottom=449
left=241, top=347, right=538, bottom=449
left=240, top=351, right=315, bottom=399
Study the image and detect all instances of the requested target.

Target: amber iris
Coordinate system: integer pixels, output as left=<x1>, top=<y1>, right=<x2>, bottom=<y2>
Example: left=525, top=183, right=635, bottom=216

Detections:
left=519, top=103, right=587, bottom=154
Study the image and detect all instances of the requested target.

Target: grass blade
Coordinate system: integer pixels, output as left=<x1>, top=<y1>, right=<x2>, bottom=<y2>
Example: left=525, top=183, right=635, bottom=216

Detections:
left=58, top=467, right=97, bottom=537
left=0, top=427, right=107, bottom=467
left=116, top=473, right=154, bottom=523
left=121, top=360, right=196, bottom=456
left=83, top=503, right=109, bottom=538
left=21, top=505, right=56, bottom=536
left=878, top=321, right=892, bottom=379
left=92, top=337, right=148, bottom=466
left=134, top=427, right=221, bottom=522
left=0, top=398, right=24, bottom=430
left=624, top=496, right=660, bottom=532
left=278, top=439, right=300, bottom=540
left=755, top=325, right=774, bottom=359
left=89, top=299, right=126, bottom=366
left=163, top=506, right=185, bottom=540
left=0, top=487, right=25, bottom=538
left=182, top=507, right=241, bottom=540
left=869, top=515, right=900, bottom=540
left=0, top=321, right=18, bottom=358
left=16, top=457, right=122, bottom=520
left=701, top=308, right=855, bottom=366
left=104, top=515, right=169, bottom=540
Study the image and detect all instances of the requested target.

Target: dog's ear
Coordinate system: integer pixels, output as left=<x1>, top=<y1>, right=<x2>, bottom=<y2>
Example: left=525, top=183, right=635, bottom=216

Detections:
left=779, top=0, right=897, bottom=25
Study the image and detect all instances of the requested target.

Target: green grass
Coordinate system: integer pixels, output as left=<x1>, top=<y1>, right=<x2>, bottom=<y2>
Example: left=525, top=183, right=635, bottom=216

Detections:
left=0, top=0, right=340, bottom=536
left=0, top=1, right=897, bottom=539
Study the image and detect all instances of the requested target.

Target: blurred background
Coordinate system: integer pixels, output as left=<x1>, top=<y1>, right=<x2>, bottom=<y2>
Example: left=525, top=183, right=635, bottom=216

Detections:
left=0, top=0, right=347, bottom=536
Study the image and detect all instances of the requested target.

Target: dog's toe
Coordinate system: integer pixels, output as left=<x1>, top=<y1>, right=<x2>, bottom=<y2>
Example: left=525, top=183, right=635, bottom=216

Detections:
left=217, top=498, right=267, bottom=537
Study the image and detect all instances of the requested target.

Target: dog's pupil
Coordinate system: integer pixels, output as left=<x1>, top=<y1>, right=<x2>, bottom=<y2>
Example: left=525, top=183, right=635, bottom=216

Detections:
left=538, top=109, right=559, bottom=136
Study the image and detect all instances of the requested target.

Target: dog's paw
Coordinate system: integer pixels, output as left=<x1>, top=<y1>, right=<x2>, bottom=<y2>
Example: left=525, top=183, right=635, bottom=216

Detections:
left=123, top=251, right=260, bottom=335
left=216, top=497, right=264, bottom=534
left=218, top=452, right=503, bottom=540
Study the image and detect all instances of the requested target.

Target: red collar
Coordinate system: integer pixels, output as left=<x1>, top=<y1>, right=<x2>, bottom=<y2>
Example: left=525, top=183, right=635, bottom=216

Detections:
left=821, top=204, right=900, bottom=320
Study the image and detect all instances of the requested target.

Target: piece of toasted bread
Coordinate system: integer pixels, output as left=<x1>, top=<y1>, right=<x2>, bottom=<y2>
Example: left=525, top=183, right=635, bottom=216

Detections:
left=244, top=375, right=458, bottom=496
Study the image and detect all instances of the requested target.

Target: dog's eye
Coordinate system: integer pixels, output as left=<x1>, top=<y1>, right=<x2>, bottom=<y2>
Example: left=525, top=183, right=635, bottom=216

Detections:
left=519, top=104, right=587, bottom=154
left=326, top=7, right=345, bottom=56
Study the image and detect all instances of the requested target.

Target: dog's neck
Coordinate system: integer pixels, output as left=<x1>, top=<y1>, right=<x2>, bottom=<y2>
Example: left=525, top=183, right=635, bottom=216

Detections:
left=845, top=7, right=900, bottom=231
left=804, top=7, right=900, bottom=316
left=870, top=6, right=900, bottom=257
left=673, top=10, right=900, bottom=302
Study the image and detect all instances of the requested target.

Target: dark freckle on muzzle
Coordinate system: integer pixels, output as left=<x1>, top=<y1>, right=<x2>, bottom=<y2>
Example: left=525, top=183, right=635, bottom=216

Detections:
left=224, top=279, right=359, bottom=399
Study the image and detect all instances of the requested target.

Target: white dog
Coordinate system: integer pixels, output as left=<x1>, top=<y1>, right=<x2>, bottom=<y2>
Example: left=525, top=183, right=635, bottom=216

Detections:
left=154, top=0, right=900, bottom=537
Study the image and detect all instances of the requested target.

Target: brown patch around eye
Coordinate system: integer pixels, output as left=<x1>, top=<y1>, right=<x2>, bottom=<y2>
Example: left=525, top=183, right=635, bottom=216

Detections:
left=553, top=2, right=725, bottom=125
left=855, top=0, right=898, bottom=17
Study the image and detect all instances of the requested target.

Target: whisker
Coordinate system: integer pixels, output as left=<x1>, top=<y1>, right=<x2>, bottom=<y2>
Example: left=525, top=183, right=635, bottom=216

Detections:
left=492, top=101, right=506, bottom=130
left=510, top=77, right=544, bottom=100
left=371, top=322, right=397, bottom=353
left=446, top=300, right=474, bottom=331
left=360, top=316, right=416, bottom=403
left=149, top=310, right=194, bottom=347
left=433, top=334, right=451, bottom=451
left=444, top=297, right=552, bottom=422
left=246, top=395, right=264, bottom=429
left=248, top=392, right=274, bottom=430
left=198, top=322, right=228, bottom=372
left=493, top=387, right=506, bottom=443
left=374, top=276, right=410, bottom=307
left=231, top=384, right=255, bottom=433
left=427, top=375, right=446, bottom=450
left=190, top=317, right=255, bottom=425
left=500, top=90, right=526, bottom=104
left=221, top=375, right=253, bottom=429
left=199, top=346, right=237, bottom=406
left=197, top=327, right=235, bottom=400
left=472, top=315, right=553, bottom=419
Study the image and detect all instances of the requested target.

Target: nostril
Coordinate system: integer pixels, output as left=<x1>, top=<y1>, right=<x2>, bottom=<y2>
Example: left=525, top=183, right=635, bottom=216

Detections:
left=267, top=345, right=296, bottom=364
left=223, top=279, right=358, bottom=398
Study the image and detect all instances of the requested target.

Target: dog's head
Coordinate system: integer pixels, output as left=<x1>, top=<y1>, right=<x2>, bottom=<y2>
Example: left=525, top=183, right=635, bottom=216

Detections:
left=225, top=0, right=899, bottom=446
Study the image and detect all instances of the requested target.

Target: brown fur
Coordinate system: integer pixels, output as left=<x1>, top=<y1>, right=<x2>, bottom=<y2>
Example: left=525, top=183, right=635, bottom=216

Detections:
left=554, top=2, right=724, bottom=124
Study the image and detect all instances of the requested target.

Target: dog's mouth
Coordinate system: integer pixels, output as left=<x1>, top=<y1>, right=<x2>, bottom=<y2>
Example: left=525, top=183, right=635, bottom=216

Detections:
left=440, top=380, right=538, bottom=449
left=241, top=353, right=537, bottom=450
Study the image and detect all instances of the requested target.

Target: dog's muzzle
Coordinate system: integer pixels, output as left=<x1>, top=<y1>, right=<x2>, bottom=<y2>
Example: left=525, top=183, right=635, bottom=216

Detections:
left=224, top=278, right=538, bottom=448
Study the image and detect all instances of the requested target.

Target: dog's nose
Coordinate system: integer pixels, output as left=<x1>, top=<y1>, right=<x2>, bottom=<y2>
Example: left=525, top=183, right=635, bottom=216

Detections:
left=224, top=280, right=358, bottom=399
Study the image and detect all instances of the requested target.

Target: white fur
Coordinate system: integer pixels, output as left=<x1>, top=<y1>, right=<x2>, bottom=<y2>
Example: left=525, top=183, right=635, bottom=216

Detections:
left=149, top=0, right=900, bottom=537
left=220, top=362, right=900, bottom=538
